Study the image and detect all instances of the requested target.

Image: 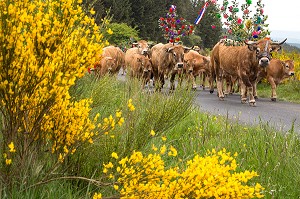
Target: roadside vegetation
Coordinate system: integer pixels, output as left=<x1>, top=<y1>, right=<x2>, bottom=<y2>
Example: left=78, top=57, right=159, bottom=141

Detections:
left=2, top=74, right=300, bottom=198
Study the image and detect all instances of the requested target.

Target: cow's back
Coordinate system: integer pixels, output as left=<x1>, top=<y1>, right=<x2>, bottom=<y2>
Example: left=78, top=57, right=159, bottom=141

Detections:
left=150, top=43, right=165, bottom=72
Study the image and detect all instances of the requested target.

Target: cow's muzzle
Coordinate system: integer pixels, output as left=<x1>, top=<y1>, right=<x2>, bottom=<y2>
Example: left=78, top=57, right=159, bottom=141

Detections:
left=259, top=57, right=270, bottom=67
left=289, top=71, right=295, bottom=76
left=142, top=50, right=149, bottom=55
left=177, top=63, right=184, bottom=68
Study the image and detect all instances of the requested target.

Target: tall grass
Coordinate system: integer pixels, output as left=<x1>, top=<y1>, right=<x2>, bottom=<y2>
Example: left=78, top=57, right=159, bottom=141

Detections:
left=2, top=74, right=300, bottom=198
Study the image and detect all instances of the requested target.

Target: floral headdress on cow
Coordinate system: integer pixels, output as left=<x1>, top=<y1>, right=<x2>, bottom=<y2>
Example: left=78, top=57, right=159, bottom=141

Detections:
left=216, top=0, right=270, bottom=45
left=158, top=5, right=194, bottom=44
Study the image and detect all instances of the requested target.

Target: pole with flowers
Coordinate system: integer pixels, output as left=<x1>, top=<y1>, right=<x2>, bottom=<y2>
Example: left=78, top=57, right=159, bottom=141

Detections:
left=216, top=0, right=270, bottom=45
left=158, top=5, right=195, bottom=44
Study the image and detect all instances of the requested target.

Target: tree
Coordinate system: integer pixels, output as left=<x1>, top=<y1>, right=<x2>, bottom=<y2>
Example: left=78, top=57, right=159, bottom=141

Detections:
left=104, top=23, right=140, bottom=48
left=191, top=0, right=223, bottom=49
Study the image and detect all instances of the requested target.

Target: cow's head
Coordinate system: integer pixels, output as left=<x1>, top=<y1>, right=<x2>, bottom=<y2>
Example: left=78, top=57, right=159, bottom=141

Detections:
left=245, top=38, right=287, bottom=67
left=281, top=60, right=295, bottom=77
left=167, top=45, right=190, bottom=70
left=104, top=57, right=116, bottom=73
left=132, top=40, right=151, bottom=55
left=184, top=59, right=196, bottom=74
left=137, top=57, right=152, bottom=74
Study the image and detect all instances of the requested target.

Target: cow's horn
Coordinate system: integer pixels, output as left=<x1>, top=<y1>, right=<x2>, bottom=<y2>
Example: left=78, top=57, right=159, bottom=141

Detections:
left=272, top=38, right=287, bottom=45
left=244, top=40, right=257, bottom=45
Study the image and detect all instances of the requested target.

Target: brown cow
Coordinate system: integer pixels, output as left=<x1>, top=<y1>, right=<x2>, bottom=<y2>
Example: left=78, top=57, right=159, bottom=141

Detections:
left=254, top=59, right=295, bottom=101
left=210, top=38, right=287, bottom=106
left=92, top=46, right=125, bottom=78
left=128, top=53, right=152, bottom=89
left=124, top=40, right=152, bottom=74
left=183, top=50, right=210, bottom=89
left=93, top=56, right=116, bottom=77
left=150, top=43, right=190, bottom=90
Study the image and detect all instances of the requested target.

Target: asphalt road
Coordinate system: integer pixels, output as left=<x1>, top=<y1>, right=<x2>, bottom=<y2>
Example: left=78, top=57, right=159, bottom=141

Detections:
left=193, top=87, right=300, bottom=134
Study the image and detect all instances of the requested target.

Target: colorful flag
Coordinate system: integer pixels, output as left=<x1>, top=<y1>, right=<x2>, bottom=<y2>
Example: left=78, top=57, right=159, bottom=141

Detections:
left=194, top=1, right=209, bottom=25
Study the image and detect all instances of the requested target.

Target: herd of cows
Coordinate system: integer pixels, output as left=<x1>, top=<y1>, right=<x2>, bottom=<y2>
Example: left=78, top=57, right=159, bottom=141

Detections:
left=90, top=38, right=295, bottom=106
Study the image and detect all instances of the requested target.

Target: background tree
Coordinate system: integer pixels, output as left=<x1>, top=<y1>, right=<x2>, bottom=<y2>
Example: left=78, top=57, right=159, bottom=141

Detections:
left=191, top=0, right=223, bottom=49
left=84, top=0, right=223, bottom=48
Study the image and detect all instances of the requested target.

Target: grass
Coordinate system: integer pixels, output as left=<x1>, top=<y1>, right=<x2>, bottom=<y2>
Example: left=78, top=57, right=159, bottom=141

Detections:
left=256, top=79, right=300, bottom=103
left=1, top=74, right=300, bottom=198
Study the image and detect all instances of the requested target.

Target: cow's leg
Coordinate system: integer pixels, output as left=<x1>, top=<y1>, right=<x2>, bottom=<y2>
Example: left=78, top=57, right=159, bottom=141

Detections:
left=268, top=77, right=277, bottom=101
left=201, top=72, right=206, bottom=90
left=216, top=74, right=225, bottom=100
left=253, top=80, right=258, bottom=99
left=240, top=82, right=247, bottom=103
left=209, top=59, right=216, bottom=94
left=154, top=71, right=163, bottom=91
left=159, top=72, right=165, bottom=90
left=170, top=71, right=177, bottom=90
left=177, top=70, right=183, bottom=87
left=224, top=75, right=231, bottom=96
left=192, top=74, right=197, bottom=90
left=241, top=75, right=256, bottom=106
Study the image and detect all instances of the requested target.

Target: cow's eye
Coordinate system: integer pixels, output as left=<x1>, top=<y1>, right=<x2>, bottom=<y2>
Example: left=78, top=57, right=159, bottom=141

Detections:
left=256, top=48, right=260, bottom=54
left=138, top=45, right=141, bottom=48
left=173, top=53, right=176, bottom=57
left=285, top=64, right=289, bottom=68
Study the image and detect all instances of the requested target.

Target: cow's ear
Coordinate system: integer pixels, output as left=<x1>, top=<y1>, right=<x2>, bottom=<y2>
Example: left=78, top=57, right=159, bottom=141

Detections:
left=247, top=44, right=257, bottom=51
left=280, top=61, right=286, bottom=67
left=184, top=47, right=191, bottom=53
left=203, top=57, right=209, bottom=63
left=132, top=43, right=138, bottom=48
left=148, top=43, right=155, bottom=49
left=166, top=47, right=174, bottom=53
left=271, top=45, right=282, bottom=52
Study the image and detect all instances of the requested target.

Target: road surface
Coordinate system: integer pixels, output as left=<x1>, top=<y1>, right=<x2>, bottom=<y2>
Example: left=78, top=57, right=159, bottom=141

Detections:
left=193, top=87, right=300, bottom=134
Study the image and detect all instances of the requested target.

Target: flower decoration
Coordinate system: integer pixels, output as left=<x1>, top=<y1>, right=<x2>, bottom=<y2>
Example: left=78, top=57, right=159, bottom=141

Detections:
left=158, top=5, right=194, bottom=43
left=217, top=0, right=270, bottom=45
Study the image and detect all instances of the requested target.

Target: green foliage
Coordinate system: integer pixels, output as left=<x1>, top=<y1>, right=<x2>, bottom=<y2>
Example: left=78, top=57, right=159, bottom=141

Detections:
left=181, top=34, right=202, bottom=47
left=193, top=0, right=223, bottom=48
left=104, top=23, right=140, bottom=46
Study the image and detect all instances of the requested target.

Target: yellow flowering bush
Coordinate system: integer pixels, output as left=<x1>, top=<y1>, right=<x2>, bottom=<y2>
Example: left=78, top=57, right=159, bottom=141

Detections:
left=0, top=0, right=107, bottom=184
left=103, top=148, right=264, bottom=199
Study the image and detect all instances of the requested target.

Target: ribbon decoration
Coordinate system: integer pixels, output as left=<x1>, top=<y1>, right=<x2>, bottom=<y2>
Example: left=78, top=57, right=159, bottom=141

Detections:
left=194, top=1, right=209, bottom=25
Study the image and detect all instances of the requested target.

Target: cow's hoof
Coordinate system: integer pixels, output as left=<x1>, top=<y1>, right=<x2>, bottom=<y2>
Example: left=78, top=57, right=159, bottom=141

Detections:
left=219, top=97, right=225, bottom=101
left=271, top=98, right=277, bottom=102
left=249, top=101, right=256, bottom=107
left=241, top=98, right=247, bottom=104
left=254, top=96, right=258, bottom=99
left=209, top=90, right=214, bottom=94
